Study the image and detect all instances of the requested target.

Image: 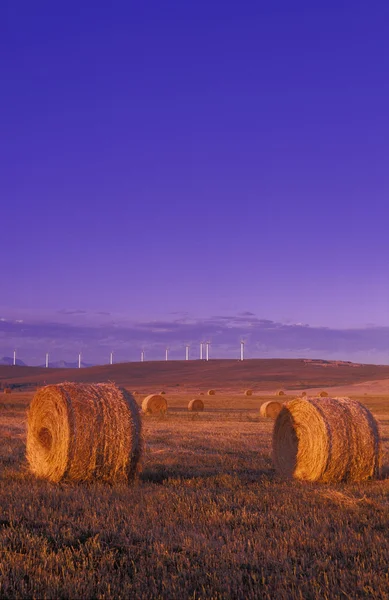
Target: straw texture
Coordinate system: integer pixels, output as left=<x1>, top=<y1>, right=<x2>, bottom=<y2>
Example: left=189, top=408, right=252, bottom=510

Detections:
left=260, top=401, right=283, bottom=419
left=142, top=394, right=167, bottom=414
left=272, top=397, right=381, bottom=482
left=26, top=382, right=142, bottom=483
left=188, top=398, right=204, bottom=412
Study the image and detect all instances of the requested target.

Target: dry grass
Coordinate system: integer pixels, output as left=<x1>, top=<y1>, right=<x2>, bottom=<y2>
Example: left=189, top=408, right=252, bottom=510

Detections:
left=142, top=394, right=168, bottom=415
left=273, top=397, right=381, bottom=482
left=26, top=383, right=142, bottom=483
left=0, top=390, right=389, bottom=598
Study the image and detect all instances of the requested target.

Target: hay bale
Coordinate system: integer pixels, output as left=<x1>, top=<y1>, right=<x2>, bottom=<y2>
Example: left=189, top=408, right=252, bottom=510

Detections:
left=272, top=397, right=381, bottom=482
left=276, top=390, right=286, bottom=396
left=26, top=382, right=142, bottom=483
left=142, top=394, right=167, bottom=415
left=260, top=401, right=283, bottom=419
left=207, top=389, right=216, bottom=396
left=199, top=392, right=204, bottom=396
left=3, top=388, right=12, bottom=394
left=319, top=390, right=328, bottom=397
left=301, top=391, right=307, bottom=397
left=188, top=398, right=204, bottom=412
left=160, top=391, right=166, bottom=395
left=244, top=389, right=253, bottom=396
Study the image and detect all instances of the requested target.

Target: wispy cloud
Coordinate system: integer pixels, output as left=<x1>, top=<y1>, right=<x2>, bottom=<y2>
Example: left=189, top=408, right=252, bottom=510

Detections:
left=1, top=310, right=389, bottom=365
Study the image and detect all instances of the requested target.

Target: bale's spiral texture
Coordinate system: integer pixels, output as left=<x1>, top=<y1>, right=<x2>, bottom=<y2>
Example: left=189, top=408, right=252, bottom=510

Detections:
left=260, top=401, right=282, bottom=419
left=142, top=394, right=167, bottom=415
left=26, top=383, right=142, bottom=483
left=188, top=398, right=204, bottom=412
left=319, top=391, right=328, bottom=397
left=245, top=389, right=253, bottom=396
left=276, top=390, right=286, bottom=396
left=272, top=397, right=381, bottom=482
left=207, top=389, right=216, bottom=396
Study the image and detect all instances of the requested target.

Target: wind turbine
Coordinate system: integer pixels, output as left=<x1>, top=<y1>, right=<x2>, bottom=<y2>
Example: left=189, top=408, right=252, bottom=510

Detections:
left=205, top=341, right=210, bottom=361
left=200, top=342, right=203, bottom=360
left=78, top=352, right=82, bottom=369
left=240, top=340, right=245, bottom=361
left=13, top=349, right=16, bottom=366
left=165, top=347, right=169, bottom=361
left=110, top=351, right=114, bottom=365
left=45, top=352, right=49, bottom=368
left=185, top=344, right=190, bottom=361
left=141, top=349, right=145, bottom=362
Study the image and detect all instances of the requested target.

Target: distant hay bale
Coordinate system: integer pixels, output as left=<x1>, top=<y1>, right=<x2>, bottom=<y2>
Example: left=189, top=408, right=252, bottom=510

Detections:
left=3, top=388, right=12, bottom=394
left=319, top=390, right=328, bottom=397
left=188, top=398, right=204, bottom=412
left=244, top=389, right=253, bottom=396
left=272, top=397, right=381, bottom=482
left=26, top=383, right=142, bottom=483
left=276, top=390, right=286, bottom=396
left=207, top=389, right=216, bottom=396
left=260, top=401, right=283, bottom=419
left=301, top=391, right=307, bottom=397
left=160, top=391, right=166, bottom=395
left=142, top=394, right=167, bottom=415
left=199, top=392, right=205, bottom=396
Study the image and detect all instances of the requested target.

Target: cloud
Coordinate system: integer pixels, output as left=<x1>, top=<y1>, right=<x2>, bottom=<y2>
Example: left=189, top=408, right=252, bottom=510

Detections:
left=57, top=309, right=87, bottom=315
left=1, top=312, right=389, bottom=365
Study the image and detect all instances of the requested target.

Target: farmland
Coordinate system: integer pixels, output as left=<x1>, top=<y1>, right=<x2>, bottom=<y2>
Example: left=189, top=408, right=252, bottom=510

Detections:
left=0, top=381, right=389, bottom=599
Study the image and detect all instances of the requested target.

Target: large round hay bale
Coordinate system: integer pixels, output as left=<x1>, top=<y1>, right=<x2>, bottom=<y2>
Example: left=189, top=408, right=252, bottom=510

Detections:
left=142, top=394, right=167, bottom=415
left=244, top=389, right=253, bottom=396
left=272, top=397, right=381, bottom=482
left=276, top=390, right=286, bottom=396
left=188, top=398, right=204, bottom=412
left=260, top=401, right=282, bottom=419
left=319, top=390, right=328, bottom=397
left=26, top=383, right=142, bottom=483
left=207, top=389, right=216, bottom=396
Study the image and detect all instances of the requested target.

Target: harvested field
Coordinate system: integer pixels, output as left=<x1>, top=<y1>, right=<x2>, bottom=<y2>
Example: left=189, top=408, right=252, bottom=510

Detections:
left=0, top=390, right=388, bottom=598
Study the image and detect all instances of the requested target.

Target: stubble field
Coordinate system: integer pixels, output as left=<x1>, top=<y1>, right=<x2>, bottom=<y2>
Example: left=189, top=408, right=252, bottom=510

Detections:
left=0, top=390, right=388, bottom=599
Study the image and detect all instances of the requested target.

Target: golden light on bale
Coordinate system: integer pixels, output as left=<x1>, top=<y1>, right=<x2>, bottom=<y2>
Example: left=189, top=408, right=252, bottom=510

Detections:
left=244, top=389, right=253, bottom=396
left=188, top=398, right=204, bottom=412
left=319, top=390, right=328, bottom=397
left=26, top=383, right=142, bottom=484
left=276, top=390, right=286, bottom=396
left=272, top=397, right=381, bottom=483
left=260, top=401, right=283, bottom=419
left=207, top=389, right=216, bottom=396
left=142, top=394, right=167, bottom=415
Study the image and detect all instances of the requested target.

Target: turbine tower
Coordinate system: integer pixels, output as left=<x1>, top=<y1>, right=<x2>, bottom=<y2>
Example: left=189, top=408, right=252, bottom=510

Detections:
left=165, top=347, right=169, bottom=361
left=13, top=349, right=16, bottom=366
left=78, top=352, right=81, bottom=369
left=110, top=351, right=113, bottom=365
left=141, top=350, right=145, bottom=362
left=185, top=344, right=189, bottom=361
left=240, top=340, right=245, bottom=361
left=205, top=341, right=210, bottom=361
left=200, top=342, right=203, bottom=360
left=45, top=352, right=49, bottom=368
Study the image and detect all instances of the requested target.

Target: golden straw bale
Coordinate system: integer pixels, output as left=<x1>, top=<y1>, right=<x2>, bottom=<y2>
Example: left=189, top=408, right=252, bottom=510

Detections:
left=319, top=390, right=328, bottom=397
left=276, top=390, right=286, bottom=396
left=26, top=383, right=142, bottom=484
left=188, top=398, right=204, bottom=412
left=272, top=397, right=381, bottom=482
left=207, top=389, right=216, bottom=396
left=260, top=401, right=283, bottom=419
left=142, top=394, right=167, bottom=415
left=244, top=389, right=253, bottom=396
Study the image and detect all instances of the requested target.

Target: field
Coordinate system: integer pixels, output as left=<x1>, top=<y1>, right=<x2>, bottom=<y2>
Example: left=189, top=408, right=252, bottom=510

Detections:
left=1, top=388, right=389, bottom=599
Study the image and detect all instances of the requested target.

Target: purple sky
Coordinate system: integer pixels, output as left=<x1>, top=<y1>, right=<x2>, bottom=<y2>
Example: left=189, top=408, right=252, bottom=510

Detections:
left=1, top=2, right=389, bottom=365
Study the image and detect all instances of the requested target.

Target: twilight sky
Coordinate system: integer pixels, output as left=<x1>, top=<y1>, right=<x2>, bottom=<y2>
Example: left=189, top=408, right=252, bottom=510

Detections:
left=1, top=1, right=389, bottom=365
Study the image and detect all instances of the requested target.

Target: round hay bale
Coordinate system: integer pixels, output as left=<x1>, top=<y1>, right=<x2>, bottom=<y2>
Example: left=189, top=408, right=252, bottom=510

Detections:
left=244, top=389, right=253, bottom=396
left=26, top=383, right=142, bottom=483
left=142, top=394, right=167, bottom=415
left=199, top=392, right=204, bottom=396
left=301, top=391, right=307, bottom=397
left=188, top=398, right=204, bottom=412
left=319, top=390, right=328, bottom=397
left=272, top=397, right=381, bottom=482
left=160, top=391, right=166, bottom=395
left=260, top=401, right=283, bottom=419
left=207, top=389, right=216, bottom=396
left=3, top=388, right=12, bottom=394
left=276, top=390, right=286, bottom=396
